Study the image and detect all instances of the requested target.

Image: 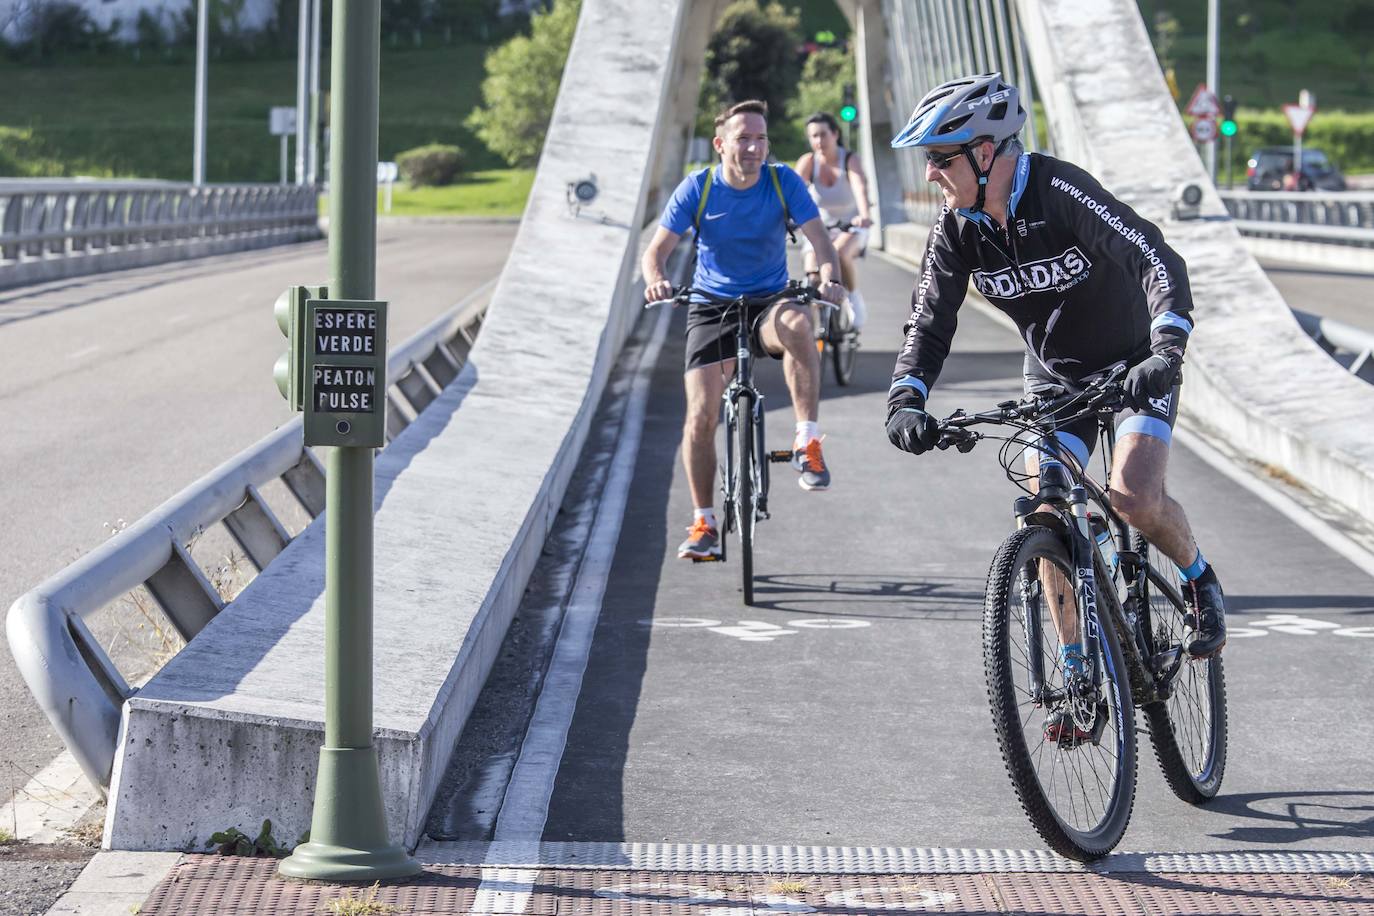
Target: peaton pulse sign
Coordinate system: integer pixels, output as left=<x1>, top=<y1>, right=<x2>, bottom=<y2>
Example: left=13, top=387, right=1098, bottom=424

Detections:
left=275, top=286, right=388, bottom=447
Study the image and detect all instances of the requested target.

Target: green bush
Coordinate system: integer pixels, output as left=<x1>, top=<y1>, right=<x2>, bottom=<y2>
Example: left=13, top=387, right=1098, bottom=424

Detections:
left=396, top=143, right=465, bottom=186
left=791, top=46, right=853, bottom=124
left=466, top=0, right=581, bottom=168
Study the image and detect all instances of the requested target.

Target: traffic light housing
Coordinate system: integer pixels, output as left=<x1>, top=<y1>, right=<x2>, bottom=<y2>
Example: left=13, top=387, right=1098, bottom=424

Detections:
left=1220, top=94, right=1238, bottom=137
left=840, top=84, right=857, bottom=123
left=274, top=284, right=327, bottom=411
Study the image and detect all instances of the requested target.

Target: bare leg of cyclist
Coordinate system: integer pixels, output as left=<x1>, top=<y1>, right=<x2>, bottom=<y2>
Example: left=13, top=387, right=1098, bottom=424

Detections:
left=1109, top=434, right=1197, bottom=566
left=834, top=233, right=865, bottom=329
left=679, top=362, right=733, bottom=558
left=1023, top=456, right=1082, bottom=660
left=759, top=302, right=831, bottom=490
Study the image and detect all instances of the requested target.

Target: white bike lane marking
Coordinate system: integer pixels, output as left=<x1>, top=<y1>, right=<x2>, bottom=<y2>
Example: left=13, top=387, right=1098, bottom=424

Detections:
left=1226, top=613, right=1374, bottom=638
left=642, top=617, right=873, bottom=642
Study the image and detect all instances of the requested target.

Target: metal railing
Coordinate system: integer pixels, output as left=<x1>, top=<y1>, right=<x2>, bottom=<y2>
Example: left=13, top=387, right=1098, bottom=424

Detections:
left=1292, top=309, right=1374, bottom=383
left=0, top=180, right=320, bottom=266
left=1217, top=189, right=1374, bottom=247
left=5, top=279, right=493, bottom=794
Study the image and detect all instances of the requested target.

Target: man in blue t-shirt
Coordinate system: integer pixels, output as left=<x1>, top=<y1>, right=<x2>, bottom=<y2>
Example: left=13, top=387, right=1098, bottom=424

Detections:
left=641, top=99, right=845, bottom=561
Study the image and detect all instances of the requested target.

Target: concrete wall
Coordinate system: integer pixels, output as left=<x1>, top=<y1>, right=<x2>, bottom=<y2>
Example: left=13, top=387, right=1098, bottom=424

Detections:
left=105, top=0, right=694, bottom=852
left=1014, top=0, right=1374, bottom=521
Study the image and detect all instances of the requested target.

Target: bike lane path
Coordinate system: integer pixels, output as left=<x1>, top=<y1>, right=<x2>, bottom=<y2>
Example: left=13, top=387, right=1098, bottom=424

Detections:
left=523, top=248, right=1374, bottom=857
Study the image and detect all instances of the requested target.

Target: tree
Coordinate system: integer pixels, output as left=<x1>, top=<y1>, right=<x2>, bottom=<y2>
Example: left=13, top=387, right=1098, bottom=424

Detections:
left=791, top=46, right=853, bottom=122
left=701, top=1, right=802, bottom=127
left=466, top=0, right=580, bottom=167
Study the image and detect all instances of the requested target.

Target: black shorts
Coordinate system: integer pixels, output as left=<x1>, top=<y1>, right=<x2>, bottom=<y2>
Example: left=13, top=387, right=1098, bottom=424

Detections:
left=683, top=297, right=784, bottom=372
left=1022, top=354, right=1180, bottom=470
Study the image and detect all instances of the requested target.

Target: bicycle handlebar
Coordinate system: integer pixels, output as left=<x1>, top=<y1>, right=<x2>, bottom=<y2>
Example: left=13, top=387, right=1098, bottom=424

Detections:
left=646, top=281, right=831, bottom=312
left=935, top=364, right=1129, bottom=453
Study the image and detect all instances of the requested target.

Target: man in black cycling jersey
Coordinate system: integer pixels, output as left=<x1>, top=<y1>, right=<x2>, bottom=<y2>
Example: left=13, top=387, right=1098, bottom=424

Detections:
left=882, top=74, right=1225, bottom=723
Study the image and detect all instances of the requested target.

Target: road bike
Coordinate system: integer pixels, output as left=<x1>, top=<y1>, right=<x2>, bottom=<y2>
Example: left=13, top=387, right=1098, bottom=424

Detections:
left=934, top=367, right=1227, bottom=860
left=649, top=282, right=825, bottom=605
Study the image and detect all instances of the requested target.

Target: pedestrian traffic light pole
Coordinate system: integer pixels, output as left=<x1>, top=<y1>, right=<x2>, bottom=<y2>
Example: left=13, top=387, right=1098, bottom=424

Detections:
left=279, top=0, right=420, bottom=882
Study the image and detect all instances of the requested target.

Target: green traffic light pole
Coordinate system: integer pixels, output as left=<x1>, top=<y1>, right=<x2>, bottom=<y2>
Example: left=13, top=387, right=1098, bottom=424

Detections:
left=279, top=0, right=421, bottom=883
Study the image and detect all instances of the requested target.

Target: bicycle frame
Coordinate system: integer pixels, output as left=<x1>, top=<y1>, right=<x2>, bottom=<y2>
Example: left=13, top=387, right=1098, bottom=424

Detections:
left=721, top=301, right=769, bottom=528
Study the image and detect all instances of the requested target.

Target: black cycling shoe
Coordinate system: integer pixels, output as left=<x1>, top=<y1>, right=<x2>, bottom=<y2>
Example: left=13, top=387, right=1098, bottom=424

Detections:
left=1184, top=566, right=1227, bottom=658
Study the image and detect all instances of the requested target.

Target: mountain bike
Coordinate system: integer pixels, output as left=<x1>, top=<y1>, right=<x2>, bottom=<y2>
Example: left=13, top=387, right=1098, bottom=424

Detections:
left=806, top=219, right=861, bottom=386
left=648, top=281, right=825, bottom=605
left=934, top=366, right=1227, bottom=860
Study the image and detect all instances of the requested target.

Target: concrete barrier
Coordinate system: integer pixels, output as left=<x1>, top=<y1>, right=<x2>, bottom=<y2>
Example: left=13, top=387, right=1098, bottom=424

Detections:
left=105, top=0, right=693, bottom=851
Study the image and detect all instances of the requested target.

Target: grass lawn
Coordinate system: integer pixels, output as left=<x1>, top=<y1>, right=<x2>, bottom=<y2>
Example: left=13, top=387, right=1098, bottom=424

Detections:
left=372, top=168, right=533, bottom=217
left=0, top=42, right=500, bottom=182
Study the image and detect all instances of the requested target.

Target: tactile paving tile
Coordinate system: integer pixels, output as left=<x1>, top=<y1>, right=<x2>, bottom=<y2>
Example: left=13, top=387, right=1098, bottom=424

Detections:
left=137, top=854, right=1374, bottom=914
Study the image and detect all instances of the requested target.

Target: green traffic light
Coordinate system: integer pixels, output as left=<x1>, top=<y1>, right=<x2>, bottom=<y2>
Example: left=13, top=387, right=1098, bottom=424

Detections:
left=1220, top=119, right=1238, bottom=137
left=840, top=105, right=857, bottom=122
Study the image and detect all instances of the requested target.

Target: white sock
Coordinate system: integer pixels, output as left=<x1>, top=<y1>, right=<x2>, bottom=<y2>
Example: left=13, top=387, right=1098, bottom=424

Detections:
left=847, top=289, right=866, bottom=330
left=693, top=507, right=717, bottom=529
left=794, top=421, right=819, bottom=447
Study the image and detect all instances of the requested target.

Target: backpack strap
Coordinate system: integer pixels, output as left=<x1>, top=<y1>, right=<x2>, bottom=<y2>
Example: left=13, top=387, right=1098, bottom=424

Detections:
left=767, top=164, right=797, bottom=243
left=692, top=165, right=715, bottom=241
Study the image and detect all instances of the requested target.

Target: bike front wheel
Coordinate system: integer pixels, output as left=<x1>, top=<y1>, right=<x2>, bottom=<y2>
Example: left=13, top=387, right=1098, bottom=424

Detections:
left=734, top=391, right=755, bottom=605
left=984, top=525, right=1137, bottom=860
left=1135, top=534, right=1228, bottom=803
left=830, top=306, right=857, bottom=386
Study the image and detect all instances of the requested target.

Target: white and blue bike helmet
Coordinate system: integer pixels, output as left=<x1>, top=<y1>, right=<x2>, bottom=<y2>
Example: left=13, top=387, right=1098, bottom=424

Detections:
left=892, top=72, right=1027, bottom=213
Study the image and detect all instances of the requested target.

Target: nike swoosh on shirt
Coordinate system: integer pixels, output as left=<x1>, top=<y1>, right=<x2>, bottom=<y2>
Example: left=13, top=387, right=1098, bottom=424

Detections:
left=704, top=212, right=727, bottom=220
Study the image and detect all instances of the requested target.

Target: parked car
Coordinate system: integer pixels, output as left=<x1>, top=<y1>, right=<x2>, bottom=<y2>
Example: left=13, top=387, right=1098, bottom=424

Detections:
left=1246, top=146, right=1348, bottom=191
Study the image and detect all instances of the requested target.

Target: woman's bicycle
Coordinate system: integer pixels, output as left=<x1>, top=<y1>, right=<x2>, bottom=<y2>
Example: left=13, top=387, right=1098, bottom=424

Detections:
left=648, top=282, right=824, bottom=605
left=934, top=366, right=1227, bottom=860
left=806, top=219, right=861, bottom=386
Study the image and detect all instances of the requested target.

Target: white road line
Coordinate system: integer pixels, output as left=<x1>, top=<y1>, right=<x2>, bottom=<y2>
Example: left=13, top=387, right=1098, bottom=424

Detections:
left=464, top=302, right=671, bottom=913
left=874, top=245, right=1374, bottom=580
left=67, top=345, right=101, bottom=360
left=494, top=300, right=670, bottom=839
left=0, top=750, right=100, bottom=844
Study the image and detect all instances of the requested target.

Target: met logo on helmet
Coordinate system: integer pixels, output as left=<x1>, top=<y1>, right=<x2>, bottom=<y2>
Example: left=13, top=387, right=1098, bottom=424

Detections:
left=967, top=89, right=1012, bottom=108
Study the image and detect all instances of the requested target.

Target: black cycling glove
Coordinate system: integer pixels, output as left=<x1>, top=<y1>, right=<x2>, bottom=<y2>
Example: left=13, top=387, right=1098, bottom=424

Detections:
left=1123, top=352, right=1181, bottom=409
left=886, top=391, right=939, bottom=455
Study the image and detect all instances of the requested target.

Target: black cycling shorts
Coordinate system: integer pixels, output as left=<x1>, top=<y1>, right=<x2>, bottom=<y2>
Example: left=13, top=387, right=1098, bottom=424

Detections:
left=1022, top=353, right=1180, bottom=471
left=683, top=297, right=786, bottom=372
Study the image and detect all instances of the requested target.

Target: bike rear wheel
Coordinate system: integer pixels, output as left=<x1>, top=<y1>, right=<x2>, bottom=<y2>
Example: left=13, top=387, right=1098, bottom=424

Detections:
left=984, top=525, right=1137, bottom=860
left=735, top=391, right=755, bottom=605
left=1135, top=534, right=1228, bottom=802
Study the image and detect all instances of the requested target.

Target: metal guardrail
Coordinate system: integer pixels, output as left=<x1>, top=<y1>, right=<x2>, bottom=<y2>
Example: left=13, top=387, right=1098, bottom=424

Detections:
left=1217, top=190, right=1374, bottom=247
left=0, top=180, right=320, bottom=266
left=1292, top=309, right=1374, bottom=383
left=5, top=279, right=494, bottom=794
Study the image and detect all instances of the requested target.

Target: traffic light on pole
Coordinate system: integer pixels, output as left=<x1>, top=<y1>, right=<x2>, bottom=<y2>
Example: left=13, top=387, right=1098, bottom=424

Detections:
left=840, top=83, right=857, bottom=123
left=274, top=285, right=327, bottom=411
left=1220, top=94, right=1238, bottom=137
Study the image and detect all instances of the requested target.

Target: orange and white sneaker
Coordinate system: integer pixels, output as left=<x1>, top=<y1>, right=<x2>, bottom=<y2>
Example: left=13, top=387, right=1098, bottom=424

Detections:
left=791, top=437, right=831, bottom=491
left=677, top=517, right=721, bottom=560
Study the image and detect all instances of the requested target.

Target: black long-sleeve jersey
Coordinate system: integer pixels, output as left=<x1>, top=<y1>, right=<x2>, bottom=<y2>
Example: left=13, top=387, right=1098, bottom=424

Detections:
left=890, top=153, right=1195, bottom=407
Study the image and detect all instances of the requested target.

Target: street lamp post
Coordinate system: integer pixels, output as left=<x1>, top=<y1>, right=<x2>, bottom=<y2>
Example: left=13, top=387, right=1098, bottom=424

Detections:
left=277, top=0, right=421, bottom=882
left=193, top=0, right=208, bottom=184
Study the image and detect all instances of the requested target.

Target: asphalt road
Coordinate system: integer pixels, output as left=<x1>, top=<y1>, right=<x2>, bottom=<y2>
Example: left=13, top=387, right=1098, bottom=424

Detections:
left=1259, top=256, right=1374, bottom=332
left=435, top=245, right=1374, bottom=856
left=0, top=219, right=517, bottom=784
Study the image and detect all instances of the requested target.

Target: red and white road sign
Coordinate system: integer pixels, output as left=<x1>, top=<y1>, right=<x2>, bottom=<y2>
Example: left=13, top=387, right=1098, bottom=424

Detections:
left=1185, top=83, right=1221, bottom=118
left=1283, top=103, right=1316, bottom=135
left=1190, top=116, right=1218, bottom=143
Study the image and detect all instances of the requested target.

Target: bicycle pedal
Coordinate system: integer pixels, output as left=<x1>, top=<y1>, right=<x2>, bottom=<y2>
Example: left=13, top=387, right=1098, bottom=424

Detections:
left=690, top=554, right=723, bottom=564
left=767, top=450, right=793, bottom=463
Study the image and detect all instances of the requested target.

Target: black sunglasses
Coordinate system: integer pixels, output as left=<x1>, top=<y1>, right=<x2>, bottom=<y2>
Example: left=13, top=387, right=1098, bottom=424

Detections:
left=924, top=146, right=967, bottom=170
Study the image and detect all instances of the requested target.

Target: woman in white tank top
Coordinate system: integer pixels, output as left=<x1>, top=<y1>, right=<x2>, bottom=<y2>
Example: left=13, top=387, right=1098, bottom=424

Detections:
left=795, top=112, right=872, bottom=329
